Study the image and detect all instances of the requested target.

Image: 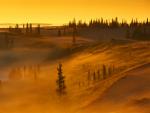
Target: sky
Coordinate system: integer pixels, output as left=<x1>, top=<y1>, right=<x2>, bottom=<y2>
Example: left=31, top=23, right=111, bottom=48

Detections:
left=0, top=0, right=149, bottom=25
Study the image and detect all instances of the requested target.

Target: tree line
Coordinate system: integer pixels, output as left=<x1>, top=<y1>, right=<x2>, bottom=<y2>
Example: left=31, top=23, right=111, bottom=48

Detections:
left=66, top=18, right=150, bottom=40
left=0, top=63, right=120, bottom=97
left=8, top=23, right=41, bottom=36
left=56, top=63, right=118, bottom=96
left=9, top=65, right=41, bottom=80
left=67, top=18, right=150, bottom=28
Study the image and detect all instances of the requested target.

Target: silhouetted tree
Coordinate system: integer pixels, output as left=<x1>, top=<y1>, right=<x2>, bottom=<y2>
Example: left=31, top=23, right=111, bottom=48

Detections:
left=23, top=24, right=25, bottom=29
left=22, top=24, right=25, bottom=34
left=37, top=24, right=41, bottom=36
left=97, top=69, right=100, bottom=80
left=65, top=18, right=150, bottom=40
left=66, top=18, right=150, bottom=30
left=110, top=17, right=119, bottom=28
left=56, top=63, right=66, bottom=96
left=15, top=24, right=19, bottom=29
left=93, top=71, right=96, bottom=81
left=102, top=65, right=107, bottom=79
left=29, top=23, right=32, bottom=34
left=14, top=24, right=21, bottom=34
left=26, top=23, right=29, bottom=35
left=87, top=69, right=91, bottom=85
left=146, top=18, right=149, bottom=25
left=9, top=26, right=12, bottom=32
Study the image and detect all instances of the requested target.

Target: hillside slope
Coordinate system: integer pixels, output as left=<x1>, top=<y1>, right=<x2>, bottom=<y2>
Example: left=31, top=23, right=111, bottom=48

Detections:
left=77, top=63, right=150, bottom=113
left=0, top=37, right=150, bottom=113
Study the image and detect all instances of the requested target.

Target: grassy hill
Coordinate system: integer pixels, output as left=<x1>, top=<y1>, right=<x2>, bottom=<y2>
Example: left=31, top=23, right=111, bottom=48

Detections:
left=0, top=35, right=150, bottom=113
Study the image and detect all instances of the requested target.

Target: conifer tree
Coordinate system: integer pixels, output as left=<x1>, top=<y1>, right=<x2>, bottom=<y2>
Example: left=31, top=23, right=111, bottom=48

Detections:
left=22, top=24, right=25, bottom=34
left=37, top=24, right=41, bottom=35
left=93, top=71, right=96, bottom=81
left=15, top=24, right=19, bottom=29
left=9, top=26, right=12, bottom=32
left=97, top=69, right=100, bottom=80
left=26, top=23, right=29, bottom=35
left=29, top=23, right=32, bottom=34
left=146, top=18, right=149, bottom=25
left=56, top=63, right=66, bottom=96
left=15, top=24, right=21, bottom=33
left=23, top=24, right=25, bottom=29
left=87, top=69, right=91, bottom=85
left=102, top=65, right=107, bottom=79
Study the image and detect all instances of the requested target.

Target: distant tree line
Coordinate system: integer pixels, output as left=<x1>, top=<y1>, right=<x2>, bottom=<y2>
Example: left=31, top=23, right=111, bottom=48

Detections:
left=6, top=62, right=120, bottom=97
left=7, top=18, right=150, bottom=40
left=66, top=18, right=150, bottom=40
left=82, top=64, right=116, bottom=87
left=9, top=23, right=41, bottom=36
left=55, top=63, right=115, bottom=96
left=67, top=18, right=150, bottom=28
left=9, top=65, right=41, bottom=81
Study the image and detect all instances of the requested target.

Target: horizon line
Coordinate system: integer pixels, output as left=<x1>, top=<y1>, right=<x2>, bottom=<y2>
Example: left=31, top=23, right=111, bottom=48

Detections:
left=0, top=17, right=149, bottom=26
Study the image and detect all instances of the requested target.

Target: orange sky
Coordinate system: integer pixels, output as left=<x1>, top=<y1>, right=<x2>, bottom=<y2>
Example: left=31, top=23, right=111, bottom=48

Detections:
left=0, top=0, right=149, bottom=25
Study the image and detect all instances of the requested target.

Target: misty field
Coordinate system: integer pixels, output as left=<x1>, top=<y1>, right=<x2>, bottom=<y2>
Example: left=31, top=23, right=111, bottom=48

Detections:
left=0, top=21, right=150, bottom=113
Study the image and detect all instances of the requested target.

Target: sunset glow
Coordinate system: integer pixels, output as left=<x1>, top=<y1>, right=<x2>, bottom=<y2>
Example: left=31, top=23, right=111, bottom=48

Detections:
left=0, top=0, right=149, bottom=25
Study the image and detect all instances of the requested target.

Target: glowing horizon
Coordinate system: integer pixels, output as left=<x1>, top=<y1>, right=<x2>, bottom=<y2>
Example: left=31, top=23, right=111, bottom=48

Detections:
left=0, top=0, right=149, bottom=25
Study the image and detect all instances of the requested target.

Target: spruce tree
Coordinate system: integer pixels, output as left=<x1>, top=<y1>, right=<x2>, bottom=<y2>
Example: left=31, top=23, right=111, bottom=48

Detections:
left=102, top=65, right=107, bottom=79
left=9, top=26, right=12, bottom=32
left=15, top=24, right=21, bottom=33
left=23, top=24, right=25, bottom=29
left=146, top=18, right=149, bottom=25
left=26, top=23, right=29, bottom=35
left=93, top=71, right=96, bottom=81
left=87, top=69, right=91, bottom=85
left=97, top=69, right=100, bottom=80
left=56, top=63, right=66, bottom=96
left=29, top=23, right=32, bottom=34
left=22, top=24, right=25, bottom=34
left=37, top=24, right=41, bottom=35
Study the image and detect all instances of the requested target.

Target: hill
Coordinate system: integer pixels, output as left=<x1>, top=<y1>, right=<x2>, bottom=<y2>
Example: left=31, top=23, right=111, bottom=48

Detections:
left=0, top=35, right=150, bottom=113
